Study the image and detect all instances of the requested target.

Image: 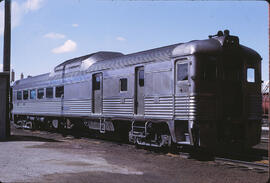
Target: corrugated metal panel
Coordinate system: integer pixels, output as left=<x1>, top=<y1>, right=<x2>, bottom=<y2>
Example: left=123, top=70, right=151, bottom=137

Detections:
left=175, top=94, right=216, bottom=120
left=13, top=100, right=61, bottom=115
left=175, top=95, right=191, bottom=120
left=63, top=98, right=91, bottom=115
left=144, top=96, right=173, bottom=118
left=103, top=98, right=133, bottom=115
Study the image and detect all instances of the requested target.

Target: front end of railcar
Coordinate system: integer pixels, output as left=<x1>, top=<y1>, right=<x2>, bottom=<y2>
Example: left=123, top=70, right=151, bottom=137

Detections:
left=172, top=30, right=262, bottom=149
left=194, top=31, right=262, bottom=149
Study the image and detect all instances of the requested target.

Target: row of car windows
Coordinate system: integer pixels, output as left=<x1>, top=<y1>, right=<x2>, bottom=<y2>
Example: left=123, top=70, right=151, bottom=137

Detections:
left=16, top=64, right=255, bottom=100
left=16, top=86, right=64, bottom=100
left=17, top=76, right=133, bottom=101
left=177, top=63, right=256, bottom=82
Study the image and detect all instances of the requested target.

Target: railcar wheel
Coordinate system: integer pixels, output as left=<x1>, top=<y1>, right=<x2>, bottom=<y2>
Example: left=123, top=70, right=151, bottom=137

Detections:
left=25, top=121, right=33, bottom=130
left=50, top=119, right=65, bottom=134
left=31, top=118, right=40, bottom=131
left=52, top=119, right=59, bottom=129
left=15, top=120, right=23, bottom=128
left=169, top=142, right=178, bottom=154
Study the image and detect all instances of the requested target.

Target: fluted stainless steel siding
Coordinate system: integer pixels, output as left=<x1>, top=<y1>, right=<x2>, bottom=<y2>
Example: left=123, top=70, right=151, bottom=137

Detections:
left=174, top=94, right=216, bottom=120
left=175, top=95, right=193, bottom=120
left=63, top=98, right=91, bottom=116
left=103, top=98, right=133, bottom=116
left=144, top=96, right=173, bottom=118
left=13, top=99, right=92, bottom=117
left=13, top=100, right=62, bottom=115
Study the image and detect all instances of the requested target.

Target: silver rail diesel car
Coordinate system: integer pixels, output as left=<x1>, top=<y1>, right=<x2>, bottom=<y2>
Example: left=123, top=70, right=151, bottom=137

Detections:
left=12, top=30, right=262, bottom=149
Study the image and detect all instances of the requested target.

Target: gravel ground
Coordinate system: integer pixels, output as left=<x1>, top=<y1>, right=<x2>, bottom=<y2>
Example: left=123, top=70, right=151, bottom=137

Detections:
left=0, top=125, right=268, bottom=183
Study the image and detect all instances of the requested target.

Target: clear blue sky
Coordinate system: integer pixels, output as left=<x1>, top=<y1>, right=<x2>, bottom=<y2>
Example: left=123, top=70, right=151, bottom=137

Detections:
left=0, top=0, right=268, bottom=81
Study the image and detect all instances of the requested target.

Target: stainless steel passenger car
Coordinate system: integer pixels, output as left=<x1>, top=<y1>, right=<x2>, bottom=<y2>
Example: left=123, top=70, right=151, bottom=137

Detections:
left=12, top=30, right=262, bottom=149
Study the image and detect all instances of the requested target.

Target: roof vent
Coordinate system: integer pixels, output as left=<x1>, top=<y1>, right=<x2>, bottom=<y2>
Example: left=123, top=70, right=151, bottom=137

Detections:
left=53, top=51, right=124, bottom=72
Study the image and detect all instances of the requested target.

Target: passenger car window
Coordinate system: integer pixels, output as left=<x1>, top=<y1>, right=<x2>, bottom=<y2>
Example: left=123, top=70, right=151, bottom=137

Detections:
left=23, top=90, right=28, bottom=100
left=247, top=68, right=255, bottom=83
left=56, top=86, right=64, bottom=98
left=120, top=78, right=128, bottom=92
left=177, top=63, right=188, bottom=81
left=17, top=91, right=22, bottom=100
left=93, top=75, right=100, bottom=90
left=139, top=70, right=144, bottom=87
left=46, top=87, right=53, bottom=98
left=30, top=89, right=36, bottom=99
left=37, top=88, right=44, bottom=99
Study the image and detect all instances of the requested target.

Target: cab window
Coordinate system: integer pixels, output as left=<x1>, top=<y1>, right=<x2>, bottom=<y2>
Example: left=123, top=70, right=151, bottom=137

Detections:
left=177, top=63, right=188, bottom=81
left=247, top=67, right=255, bottom=83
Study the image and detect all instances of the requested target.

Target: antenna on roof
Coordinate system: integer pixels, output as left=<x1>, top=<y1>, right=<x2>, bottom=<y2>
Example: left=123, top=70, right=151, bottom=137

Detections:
left=209, top=30, right=224, bottom=38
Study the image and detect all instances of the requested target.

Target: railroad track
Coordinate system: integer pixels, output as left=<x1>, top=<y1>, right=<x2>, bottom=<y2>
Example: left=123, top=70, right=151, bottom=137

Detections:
left=215, top=157, right=268, bottom=173
left=13, top=122, right=269, bottom=173
left=177, top=151, right=268, bottom=173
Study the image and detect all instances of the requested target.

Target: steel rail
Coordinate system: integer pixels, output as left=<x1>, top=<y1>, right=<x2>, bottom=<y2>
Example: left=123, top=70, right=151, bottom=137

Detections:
left=178, top=151, right=268, bottom=172
left=215, top=157, right=268, bottom=172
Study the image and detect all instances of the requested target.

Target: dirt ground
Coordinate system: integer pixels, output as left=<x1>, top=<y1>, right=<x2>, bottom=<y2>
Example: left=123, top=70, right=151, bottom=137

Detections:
left=0, top=125, right=268, bottom=183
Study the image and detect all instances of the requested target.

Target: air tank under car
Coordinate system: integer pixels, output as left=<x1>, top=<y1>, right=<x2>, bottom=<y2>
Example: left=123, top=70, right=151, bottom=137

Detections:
left=11, top=30, right=262, bottom=149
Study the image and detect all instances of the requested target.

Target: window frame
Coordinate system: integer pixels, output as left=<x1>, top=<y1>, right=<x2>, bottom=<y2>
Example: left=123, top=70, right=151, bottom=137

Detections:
left=23, top=90, right=29, bottom=100
left=17, top=91, right=22, bottom=100
left=37, top=88, right=45, bottom=99
left=138, top=70, right=144, bottom=87
left=46, top=87, right=54, bottom=99
left=120, top=78, right=128, bottom=92
left=93, top=75, right=101, bottom=90
left=55, top=86, right=64, bottom=98
left=246, top=67, right=256, bottom=83
left=30, top=89, right=36, bottom=100
left=176, top=62, right=189, bottom=83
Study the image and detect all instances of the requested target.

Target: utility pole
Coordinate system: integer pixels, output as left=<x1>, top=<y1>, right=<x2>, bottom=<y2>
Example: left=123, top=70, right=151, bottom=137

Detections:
left=268, top=2, right=270, bottom=182
left=4, top=0, right=11, bottom=137
left=3, top=0, right=11, bottom=73
left=0, top=0, right=11, bottom=140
